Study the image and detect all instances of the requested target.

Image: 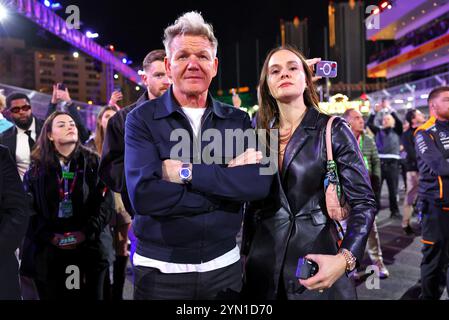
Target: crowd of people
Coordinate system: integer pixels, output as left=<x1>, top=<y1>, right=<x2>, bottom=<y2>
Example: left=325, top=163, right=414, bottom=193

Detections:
left=0, top=11, right=449, bottom=301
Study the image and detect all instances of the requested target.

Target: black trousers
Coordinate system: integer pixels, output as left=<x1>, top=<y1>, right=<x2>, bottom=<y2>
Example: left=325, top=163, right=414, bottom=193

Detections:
left=0, top=253, right=21, bottom=300
left=133, top=261, right=242, bottom=300
left=420, top=201, right=449, bottom=300
left=380, top=159, right=400, bottom=214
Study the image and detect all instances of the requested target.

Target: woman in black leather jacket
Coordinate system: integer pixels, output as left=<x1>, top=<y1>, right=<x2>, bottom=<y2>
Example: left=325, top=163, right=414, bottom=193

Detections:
left=242, top=46, right=377, bottom=300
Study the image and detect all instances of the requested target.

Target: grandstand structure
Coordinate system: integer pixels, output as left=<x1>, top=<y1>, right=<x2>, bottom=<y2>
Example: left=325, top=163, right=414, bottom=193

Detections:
left=366, top=0, right=449, bottom=109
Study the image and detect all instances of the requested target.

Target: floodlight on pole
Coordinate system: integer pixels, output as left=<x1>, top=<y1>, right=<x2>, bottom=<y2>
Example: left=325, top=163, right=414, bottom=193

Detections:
left=0, top=4, right=8, bottom=21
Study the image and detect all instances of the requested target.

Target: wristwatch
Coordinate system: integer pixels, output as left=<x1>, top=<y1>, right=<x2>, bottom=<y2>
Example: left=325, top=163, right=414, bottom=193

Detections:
left=179, top=163, right=192, bottom=184
left=338, top=248, right=357, bottom=272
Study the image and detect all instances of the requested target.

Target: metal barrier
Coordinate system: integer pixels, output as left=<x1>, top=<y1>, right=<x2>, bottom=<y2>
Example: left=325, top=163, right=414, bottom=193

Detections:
left=367, top=71, right=449, bottom=110
left=0, top=82, right=101, bottom=131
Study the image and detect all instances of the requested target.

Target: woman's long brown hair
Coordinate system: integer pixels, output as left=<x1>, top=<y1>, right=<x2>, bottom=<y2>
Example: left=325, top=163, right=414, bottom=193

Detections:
left=94, top=105, right=117, bottom=154
left=257, top=45, right=321, bottom=133
left=31, top=111, right=81, bottom=169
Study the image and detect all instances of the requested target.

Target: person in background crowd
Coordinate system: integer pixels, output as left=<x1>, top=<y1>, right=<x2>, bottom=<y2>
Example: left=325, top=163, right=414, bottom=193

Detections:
left=367, top=100, right=403, bottom=219
left=21, top=111, right=113, bottom=299
left=401, top=109, right=426, bottom=235
left=86, top=105, right=132, bottom=300
left=0, top=145, right=33, bottom=299
left=415, top=86, right=449, bottom=300
left=98, top=49, right=170, bottom=265
left=0, top=93, right=44, bottom=180
left=400, top=119, right=409, bottom=193
left=0, top=92, right=14, bottom=134
left=343, top=108, right=389, bottom=279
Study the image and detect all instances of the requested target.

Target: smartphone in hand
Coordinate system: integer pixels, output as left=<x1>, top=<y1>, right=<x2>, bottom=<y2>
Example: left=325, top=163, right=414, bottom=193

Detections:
left=315, top=61, right=338, bottom=78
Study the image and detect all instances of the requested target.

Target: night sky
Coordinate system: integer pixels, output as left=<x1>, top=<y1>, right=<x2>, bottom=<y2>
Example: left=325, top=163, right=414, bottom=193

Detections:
left=2, top=0, right=380, bottom=93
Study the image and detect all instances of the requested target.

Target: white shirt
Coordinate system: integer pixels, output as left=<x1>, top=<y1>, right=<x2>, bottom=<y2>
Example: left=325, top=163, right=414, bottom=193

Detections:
left=182, top=107, right=206, bottom=138
left=133, top=246, right=241, bottom=273
left=15, top=118, right=36, bottom=180
left=134, top=106, right=240, bottom=273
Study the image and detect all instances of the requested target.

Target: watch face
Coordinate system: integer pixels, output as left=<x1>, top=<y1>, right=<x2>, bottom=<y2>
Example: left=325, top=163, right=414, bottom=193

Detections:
left=180, top=168, right=191, bottom=179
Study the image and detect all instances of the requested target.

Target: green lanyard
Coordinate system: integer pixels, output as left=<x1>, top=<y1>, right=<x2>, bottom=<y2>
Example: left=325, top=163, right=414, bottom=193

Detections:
left=358, top=135, right=370, bottom=170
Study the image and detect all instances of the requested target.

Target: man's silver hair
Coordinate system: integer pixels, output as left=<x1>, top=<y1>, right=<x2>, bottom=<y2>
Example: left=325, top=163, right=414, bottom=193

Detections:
left=163, top=11, right=218, bottom=59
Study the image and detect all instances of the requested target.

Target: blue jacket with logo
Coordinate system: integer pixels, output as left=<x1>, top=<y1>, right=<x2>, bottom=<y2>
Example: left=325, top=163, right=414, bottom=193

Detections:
left=415, top=119, right=449, bottom=206
left=125, top=87, right=273, bottom=264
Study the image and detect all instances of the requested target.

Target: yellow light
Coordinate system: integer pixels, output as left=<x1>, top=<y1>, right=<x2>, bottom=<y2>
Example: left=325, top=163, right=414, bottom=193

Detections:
left=88, top=100, right=93, bottom=105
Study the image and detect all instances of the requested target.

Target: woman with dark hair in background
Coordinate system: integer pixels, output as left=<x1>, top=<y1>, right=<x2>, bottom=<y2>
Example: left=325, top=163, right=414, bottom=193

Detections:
left=86, top=105, right=132, bottom=300
left=242, top=46, right=376, bottom=300
left=22, top=111, right=113, bottom=299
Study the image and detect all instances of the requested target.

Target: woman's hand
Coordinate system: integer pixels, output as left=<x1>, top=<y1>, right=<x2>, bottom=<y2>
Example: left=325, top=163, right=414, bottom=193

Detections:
left=70, top=231, right=86, bottom=245
left=298, top=253, right=347, bottom=291
left=228, top=148, right=263, bottom=167
left=306, top=57, right=322, bottom=83
left=51, top=233, right=65, bottom=247
left=109, top=90, right=123, bottom=108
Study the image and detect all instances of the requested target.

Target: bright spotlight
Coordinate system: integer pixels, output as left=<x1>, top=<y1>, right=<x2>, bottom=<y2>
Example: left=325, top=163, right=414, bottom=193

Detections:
left=0, top=4, right=8, bottom=21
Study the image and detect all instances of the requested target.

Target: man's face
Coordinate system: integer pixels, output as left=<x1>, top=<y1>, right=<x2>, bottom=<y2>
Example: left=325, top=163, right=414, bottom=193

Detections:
left=166, top=35, right=218, bottom=98
left=347, top=110, right=365, bottom=135
left=142, top=60, right=170, bottom=100
left=9, top=98, right=33, bottom=129
left=430, top=91, right=449, bottom=121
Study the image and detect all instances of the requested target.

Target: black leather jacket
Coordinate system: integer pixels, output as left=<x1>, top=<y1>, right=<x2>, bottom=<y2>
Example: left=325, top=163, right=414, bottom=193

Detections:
left=242, top=107, right=376, bottom=300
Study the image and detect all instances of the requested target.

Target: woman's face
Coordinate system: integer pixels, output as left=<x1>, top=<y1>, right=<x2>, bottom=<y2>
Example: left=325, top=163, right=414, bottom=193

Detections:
left=101, top=110, right=116, bottom=131
left=48, top=114, right=78, bottom=145
left=266, top=49, right=307, bottom=103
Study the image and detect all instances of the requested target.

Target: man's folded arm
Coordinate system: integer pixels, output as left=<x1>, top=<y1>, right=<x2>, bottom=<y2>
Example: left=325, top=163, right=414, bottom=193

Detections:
left=125, top=112, right=217, bottom=217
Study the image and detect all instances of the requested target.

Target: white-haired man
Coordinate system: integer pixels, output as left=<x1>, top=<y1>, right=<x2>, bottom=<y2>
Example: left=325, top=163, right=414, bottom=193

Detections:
left=125, top=12, right=272, bottom=300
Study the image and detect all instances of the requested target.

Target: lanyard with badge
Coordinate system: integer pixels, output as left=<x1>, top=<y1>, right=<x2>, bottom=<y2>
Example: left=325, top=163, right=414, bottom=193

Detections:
left=358, top=135, right=370, bottom=170
left=57, top=161, right=78, bottom=219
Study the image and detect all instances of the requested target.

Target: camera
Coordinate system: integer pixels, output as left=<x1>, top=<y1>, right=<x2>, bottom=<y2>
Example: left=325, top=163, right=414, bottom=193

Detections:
left=57, top=83, right=66, bottom=91
left=315, top=60, right=338, bottom=78
left=296, top=257, right=319, bottom=280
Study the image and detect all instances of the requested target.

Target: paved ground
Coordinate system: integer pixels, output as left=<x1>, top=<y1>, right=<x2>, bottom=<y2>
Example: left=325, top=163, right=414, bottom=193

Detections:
left=122, top=182, right=448, bottom=300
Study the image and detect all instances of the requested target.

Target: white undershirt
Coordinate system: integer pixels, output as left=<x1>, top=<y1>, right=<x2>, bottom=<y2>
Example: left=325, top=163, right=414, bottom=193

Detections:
left=182, top=107, right=206, bottom=138
left=15, top=118, right=36, bottom=180
left=133, top=246, right=241, bottom=273
left=134, top=106, right=240, bottom=273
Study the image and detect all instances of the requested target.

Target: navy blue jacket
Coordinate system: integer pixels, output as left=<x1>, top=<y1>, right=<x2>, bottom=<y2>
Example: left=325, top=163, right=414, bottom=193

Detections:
left=125, top=87, right=273, bottom=264
left=415, top=119, right=449, bottom=205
